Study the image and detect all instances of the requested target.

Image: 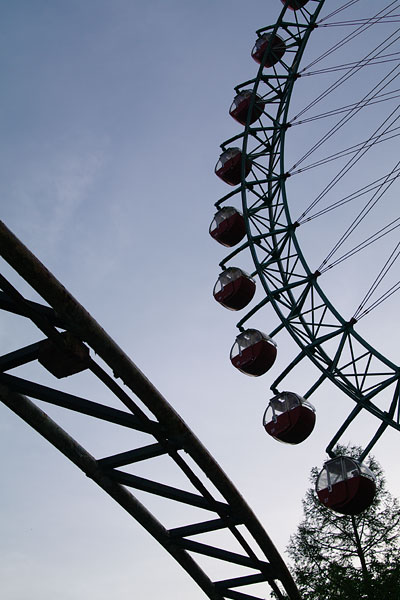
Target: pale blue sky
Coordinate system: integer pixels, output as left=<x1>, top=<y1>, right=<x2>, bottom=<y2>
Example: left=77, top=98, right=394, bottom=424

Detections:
left=1, top=1, right=400, bottom=599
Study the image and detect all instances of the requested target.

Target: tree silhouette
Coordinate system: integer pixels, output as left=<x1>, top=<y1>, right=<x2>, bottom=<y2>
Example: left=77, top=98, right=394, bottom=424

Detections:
left=286, top=446, right=400, bottom=599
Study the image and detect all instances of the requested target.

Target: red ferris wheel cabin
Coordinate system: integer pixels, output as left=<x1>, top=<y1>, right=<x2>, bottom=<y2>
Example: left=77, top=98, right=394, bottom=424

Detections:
left=281, top=0, right=309, bottom=10
left=209, top=207, right=246, bottom=247
left=230, top=329, right=277, bottom=376
left=263, top=391, right=316, bottom=444
left=213, top=268, right=256, bottom=311
left=251, top=33, right=286, bottom=68
left=229, top=91, right=266, bottom=126
left=316, top=457, right=376, bottom=515
left=215, top=148, right=252, bottom=186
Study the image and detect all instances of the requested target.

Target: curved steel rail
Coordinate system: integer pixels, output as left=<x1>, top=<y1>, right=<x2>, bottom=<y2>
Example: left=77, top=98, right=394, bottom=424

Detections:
left=215, top=0, right=400, bottom=458
left=0, top=220, right=300, bottom=600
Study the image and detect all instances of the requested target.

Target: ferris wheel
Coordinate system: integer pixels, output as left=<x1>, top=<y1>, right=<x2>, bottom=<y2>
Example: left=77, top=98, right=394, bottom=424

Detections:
left=211, top=0, right=400, bottom=514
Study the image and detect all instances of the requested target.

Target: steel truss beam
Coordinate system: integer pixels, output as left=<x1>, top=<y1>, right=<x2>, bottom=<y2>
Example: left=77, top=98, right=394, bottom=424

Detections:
left=0, top=219, right=300, bottom=600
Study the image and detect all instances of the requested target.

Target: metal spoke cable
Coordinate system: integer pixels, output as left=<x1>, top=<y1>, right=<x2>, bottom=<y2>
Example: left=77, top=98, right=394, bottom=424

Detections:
left=354, top=243, right=400, bottom=319
left=318, top=157, right=400, bottom=270
left=303, top=1, right=398, bottom=74
left=356, top=280, right=400, bottom=320
left=291, top=89, right=400, bottom=126
left=293, top=39, right=400, bottom=128
left=291, top=125, right=400, bottom=176
left=320, top=217, right=400, bottom=272
left=364, top=279, right=400, bottom=327
left=291, top=44, right=400, bottom=169
left=317, top=0, right=362, bottom=24
left=357, top=248, right=400, bottom=315
left=300, top=169, right=400, bottom=223
left=290, top=49, right=400, bottom=168
left=318, top=170, right=400, bottom=273
left=290, top=81, right=400, bottom=199
left=320, top=16, right=400, bottom=27
left=296, top=91, right=400, bottom=220
left=302, top=51, right=400, bottom=76
left=302, top=0, right=398, bottom=72
left=294, top=13, right=400, bottom=121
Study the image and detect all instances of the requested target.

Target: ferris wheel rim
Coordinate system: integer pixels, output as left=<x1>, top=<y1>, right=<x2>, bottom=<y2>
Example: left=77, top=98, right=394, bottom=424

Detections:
left=215, top=0, right=400, bottom=452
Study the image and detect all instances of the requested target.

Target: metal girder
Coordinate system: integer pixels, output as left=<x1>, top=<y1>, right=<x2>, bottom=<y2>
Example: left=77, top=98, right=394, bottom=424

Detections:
left=0, top=290, right=65, bottom=327
left=215, top=573, right=269, bottom=590
left=221, top=590, right=265, bottom=600
left=0, top=341, right=44, bottom=371
left=175, top=538, right=272, bottom=572
left=0, top=384, right=224, bottom=600
left=0, top=217, right=300, bottom=600
left=98, top=443, right=170, bottom=468
left=221, top=591, right=264, bottom=600
left=169, top=517, right=242, bottom=539
left=108, top=470, right=231, bottom=514
left=0, top=372, right=156, bottom=433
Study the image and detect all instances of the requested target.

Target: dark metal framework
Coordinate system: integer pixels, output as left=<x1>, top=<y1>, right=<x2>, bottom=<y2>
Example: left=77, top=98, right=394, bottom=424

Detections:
left=0, top=220, right=300, bottom=600
left=214, top=0, right=400, bottom=459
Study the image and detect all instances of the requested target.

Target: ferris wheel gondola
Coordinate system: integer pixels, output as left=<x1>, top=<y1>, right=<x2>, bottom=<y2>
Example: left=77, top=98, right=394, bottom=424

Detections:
left=213, top=267, right=256, bottom=311
left=263, top=391, right=316, bottom=444
left=316, top=456, right=377, bottom=515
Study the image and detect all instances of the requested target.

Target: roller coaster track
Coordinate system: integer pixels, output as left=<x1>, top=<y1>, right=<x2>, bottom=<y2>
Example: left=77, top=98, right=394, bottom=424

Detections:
left=0, top=221, right=300, bottom=600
